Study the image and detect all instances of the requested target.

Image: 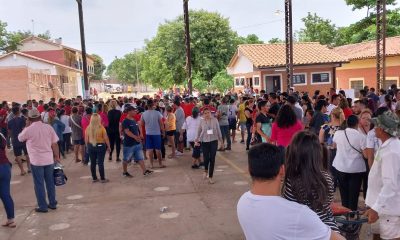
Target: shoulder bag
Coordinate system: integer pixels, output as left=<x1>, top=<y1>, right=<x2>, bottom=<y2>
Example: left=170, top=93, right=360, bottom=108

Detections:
left=344, top=129, right=369, bottom=171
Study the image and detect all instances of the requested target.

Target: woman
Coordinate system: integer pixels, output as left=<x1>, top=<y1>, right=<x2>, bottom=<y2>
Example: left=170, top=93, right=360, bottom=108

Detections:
left=165, top=106, right=176, bottom=158
left=195, top=108, right=222, bottom=184
left=97, top=104, right=109, bottom=127
left=85, top=114, right=111, bottom=183
left=244, top=99, right=255, bottom=151
left=283, top=131, right=338, bottom=231
left=339, top=97, right=352, bottom=119
left=107, top=100, right=122, bottom=161
left=332, top=115, right=367, bottom=211
left=180, top=107, right=202, bottom=169
left=270, top=104, right=303, bottom=148
left=59, top=109, right=72, bottom=154
left=0, top=131, right=15, bottom=228
left=319, top=107, right=345, bottom=189
left=379, top=94, right=395, bottom=111
left=358, top=109, right=373, bottom=136
left=48, top=109, right=65, bottom=159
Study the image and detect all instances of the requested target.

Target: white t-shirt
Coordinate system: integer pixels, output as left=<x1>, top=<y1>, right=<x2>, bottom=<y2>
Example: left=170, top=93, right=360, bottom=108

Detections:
left=326, top=104, right=337, bottom=116
left=182, top=116, right=201, bottom=142
left=366, top=129, right=382, bottom=152
left=237, top=192, right=331, bottom=240
left=333, top=128, right=367, bottom=173
left=60, top=115, right=72, bottom=134
left=228, top=104, right=238, bottom=119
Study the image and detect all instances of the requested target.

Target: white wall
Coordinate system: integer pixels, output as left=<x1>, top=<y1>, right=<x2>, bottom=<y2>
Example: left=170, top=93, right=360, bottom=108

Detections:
left=0, top=54, right=58, bottom=75
left=228, top=54, right=254, bottom=75
left=18, top=40, right=61, bottom=52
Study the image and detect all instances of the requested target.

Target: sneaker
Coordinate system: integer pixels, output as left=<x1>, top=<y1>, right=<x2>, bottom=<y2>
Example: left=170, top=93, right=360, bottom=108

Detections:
left=123, top=172, right=133, bottom=178
left=225, top=147, right=231, bottom=151
left=92, top=179, right=99, bottom=183
left=35, top=208, right=48, bottom=213
left=191, top=164, right=200, bottom=169
left=116, top=158, right=122, bottom=162
left=217, top=148, right=225, bottom=152
left=143, top=170, right=153, bottom=176
left=240, top=140, right=245, bottom=144
left=175, top=151, right=183, bottom=156
left=208, top=178, right=215, bottom=184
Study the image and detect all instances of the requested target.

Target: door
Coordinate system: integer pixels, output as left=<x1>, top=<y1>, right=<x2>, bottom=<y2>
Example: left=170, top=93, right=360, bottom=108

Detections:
left=272, top=76, right=281, bottom=92
left=265, top=75, right=281, bottom=93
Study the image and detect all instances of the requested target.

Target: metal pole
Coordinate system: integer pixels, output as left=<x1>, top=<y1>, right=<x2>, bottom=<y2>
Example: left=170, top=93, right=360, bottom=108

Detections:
left=285, top=0, right=294, bottom=92
left=183, top=0, right=192, bottom=95
left=135, top=48, right=140, bottom=92
left=76, top=0, right=90, bottom=98
left=376, top=0, right=387, bottom=90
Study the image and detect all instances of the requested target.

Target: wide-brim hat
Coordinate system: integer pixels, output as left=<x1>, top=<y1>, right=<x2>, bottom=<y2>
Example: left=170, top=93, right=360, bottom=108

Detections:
left=28, top=109, right=41, bottom=119
left=370, top=110, right=400, bottom=137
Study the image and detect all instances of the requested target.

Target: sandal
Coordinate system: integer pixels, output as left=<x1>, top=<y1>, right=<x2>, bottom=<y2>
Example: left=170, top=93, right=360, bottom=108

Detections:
left=2, top=221, right=16, bottom=228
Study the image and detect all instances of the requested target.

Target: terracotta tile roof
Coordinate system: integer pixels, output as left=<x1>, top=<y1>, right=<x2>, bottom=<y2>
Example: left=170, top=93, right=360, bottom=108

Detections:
left=333, top=36, right=400, bottom=60
left=229, top=42, right=347, bottom=69
left=0, top=51, right=82, bottom=72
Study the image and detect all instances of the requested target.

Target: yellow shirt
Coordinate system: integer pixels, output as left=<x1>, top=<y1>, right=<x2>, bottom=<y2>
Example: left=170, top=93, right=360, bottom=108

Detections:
left=96, top=127, right=107, bottom=143
left=166, top=113, right=176, bottom=131
left=238, top=103, right=246, bottom=122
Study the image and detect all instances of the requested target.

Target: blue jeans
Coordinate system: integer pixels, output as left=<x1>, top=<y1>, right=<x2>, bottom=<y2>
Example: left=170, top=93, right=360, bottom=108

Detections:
left=31, top=164, right=57, bottom=210
left=88, top=143, right=106, bottom=180
left=0, top=163, right=14, bottom=219
left=220, top=125, right=231, bottom=148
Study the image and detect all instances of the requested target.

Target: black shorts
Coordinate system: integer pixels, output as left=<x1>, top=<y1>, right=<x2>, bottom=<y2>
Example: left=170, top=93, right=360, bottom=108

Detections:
left=73, top=139, right=85, bottom=145
left=13, top=145, right=28, bottom=157
left=189, top=142, right=201, bottom=159
left=229, top=118, right=237, bottom=130
left=166, top=130, right=176, bottom=137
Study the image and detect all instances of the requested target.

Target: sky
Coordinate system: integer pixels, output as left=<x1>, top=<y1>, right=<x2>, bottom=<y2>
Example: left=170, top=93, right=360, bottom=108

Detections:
left=0, top=0, right=399, bottom=65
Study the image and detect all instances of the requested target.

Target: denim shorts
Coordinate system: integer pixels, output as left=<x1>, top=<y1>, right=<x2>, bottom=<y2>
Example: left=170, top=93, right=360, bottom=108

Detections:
left=145, top=135, right=161, bottom=150
left=123, top=144, right=144, bottom=162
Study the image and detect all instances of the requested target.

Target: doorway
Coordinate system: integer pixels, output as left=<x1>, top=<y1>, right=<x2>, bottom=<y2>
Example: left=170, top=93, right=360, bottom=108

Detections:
left=264, top=75, right=281, bottom=93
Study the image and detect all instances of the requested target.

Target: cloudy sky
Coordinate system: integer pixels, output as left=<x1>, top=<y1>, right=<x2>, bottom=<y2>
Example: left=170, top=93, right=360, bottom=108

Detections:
left=1, top=0, right=398, bottom=65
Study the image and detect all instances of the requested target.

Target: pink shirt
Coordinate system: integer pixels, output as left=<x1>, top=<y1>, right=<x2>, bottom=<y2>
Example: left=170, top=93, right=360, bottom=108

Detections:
left=98, top=111, right=109, bottom=127
left=81, top=114, right=91, bottom=138
left=270, top=120, right=303, bottom=147
left=18, top=121, right=59, bottom=166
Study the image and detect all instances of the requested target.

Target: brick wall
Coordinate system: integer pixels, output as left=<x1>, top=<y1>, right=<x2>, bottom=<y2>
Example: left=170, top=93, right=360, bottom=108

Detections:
left=0, top=67, right=29, bottom=102
left=337, top=66, right=400, bottom=89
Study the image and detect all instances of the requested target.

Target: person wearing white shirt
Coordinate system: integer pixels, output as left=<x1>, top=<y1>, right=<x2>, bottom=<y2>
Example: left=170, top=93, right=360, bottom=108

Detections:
left=59, top=109, right=72, bottom=154
left=326, top=94, right=340, bottom=116
left=365, top=111, right=400, bottom=240
left=180, top=107, right=202, bottom=169
left=365, top=107, right=388, bottom=169
left=333, top=115, right=367, bottom=211
left=237, top=143, right=344, bottom=240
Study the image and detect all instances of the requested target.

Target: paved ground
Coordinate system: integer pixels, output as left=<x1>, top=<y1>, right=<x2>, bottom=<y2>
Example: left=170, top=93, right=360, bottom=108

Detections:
left=1, top=140, right=371, bottom=240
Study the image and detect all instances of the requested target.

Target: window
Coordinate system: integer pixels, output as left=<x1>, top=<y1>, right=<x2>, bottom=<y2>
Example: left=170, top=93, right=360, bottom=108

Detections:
left=240, top=77, right=245, bottom=86
left=384, top=79, right=398, bottom=90
left=312, top=72, right=330, bottom=84
left=253, top=76, right=260, bottom=86
left=235, top=78, right=240, bottom=86
left=350, top=79, right=364, bottom=98
left=292, top=74, right=306, bottom=85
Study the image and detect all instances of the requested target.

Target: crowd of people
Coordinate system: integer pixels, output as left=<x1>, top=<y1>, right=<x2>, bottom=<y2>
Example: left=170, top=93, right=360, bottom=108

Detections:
left=0, top=85, right=399, bottom=239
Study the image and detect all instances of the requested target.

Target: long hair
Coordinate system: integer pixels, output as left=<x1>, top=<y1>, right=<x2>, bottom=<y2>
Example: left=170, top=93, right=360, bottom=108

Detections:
left=284, top=131, right=329, bottom=210
left=276, top=104, right=297, bottom=128
left=330, top=107, right=345, bottom=125
left=86, top=113, right=102, bottom=145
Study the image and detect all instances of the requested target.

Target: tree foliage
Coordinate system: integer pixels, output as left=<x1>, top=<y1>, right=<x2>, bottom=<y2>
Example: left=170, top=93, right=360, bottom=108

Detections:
left=210, top=70, right=234, bottom=93
left=106, top=50, right=144, bottom=84
left=91, top=54, right=106, bottom=80
left=297, top=13, right=337, bottom=45
left=345, top=0, right=396, bottom=11
left=268, top=38, right=284, bottom=44
left=141, top=10, right=242, bottom=88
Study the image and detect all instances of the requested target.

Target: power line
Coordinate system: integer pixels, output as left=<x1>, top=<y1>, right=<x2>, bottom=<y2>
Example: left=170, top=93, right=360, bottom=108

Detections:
left=236, top=18, right=285, bottom=30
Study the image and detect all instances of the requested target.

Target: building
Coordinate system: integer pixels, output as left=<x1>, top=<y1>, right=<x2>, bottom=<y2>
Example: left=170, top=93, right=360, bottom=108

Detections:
left=0, top=36, right=95, bottom=102
left=334, top=36, right=400, bottom=97
left=227, top=42, right=348, bottom=95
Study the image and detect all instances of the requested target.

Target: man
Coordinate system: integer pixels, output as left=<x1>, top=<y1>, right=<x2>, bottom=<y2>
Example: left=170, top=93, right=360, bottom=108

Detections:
left=216, top=97, right=231, bottom=151
left=36, top=100, right=44, bottom=113
left=228, top=98, right=238, bottom=143
left=268, top=93, right=280, bottom=120
left=310, top=99, right=328, bottom=135
left=81, top=107, right=93, bottom=165
left=326, top=94, right=340, bottom=116
left=237, top=143, right=344, bottom=240
left=255, top=101, right=271, bottom=143
left=174, top=99, right=185, bottom=154
left=365, top=111, right=400, bottom=240
left=200, top=98, right=217, bottom=116
left=18, top=109, right=59, bottom=213
left=69, top=107, right=84, bottom=163
left=352, top=99, right=367, bottom=116
left=140, top=100, right=165, bottom=168
left=122, top=106, right=153, bottom=177
left=7, top=107, right=30, bottom=175
left=287, top=95, right=303, bottom=121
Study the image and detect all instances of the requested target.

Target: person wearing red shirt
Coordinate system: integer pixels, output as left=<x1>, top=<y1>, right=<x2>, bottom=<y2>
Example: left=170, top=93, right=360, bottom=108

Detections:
left=182, top=98, right=195, bottom=118
left=63, top=100, right=72, bottom=116
left=339, top=98, right=353, bottom=119
left=200, top=98, right=217, bottom=116
left=37, top=100, right=45, bottom=113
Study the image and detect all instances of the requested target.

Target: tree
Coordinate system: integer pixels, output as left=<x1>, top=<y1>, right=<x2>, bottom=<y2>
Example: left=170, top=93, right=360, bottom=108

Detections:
left=210, top=70, right=234, bottom=93
left=106, top=50, right=144, bottom=85
left=141, top=10, right=240, bottom=88
left=297, top=13, right=337, bottom=45
left=345, top=0, right=396, bottom=16
left=268, top=38, right=284, bottom=44
left=91, top=54, right=106, bottom=80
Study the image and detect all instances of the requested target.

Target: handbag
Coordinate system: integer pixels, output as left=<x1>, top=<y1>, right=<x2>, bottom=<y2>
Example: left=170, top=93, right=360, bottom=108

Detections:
left=54, top=167, right=68, bottom=186
left=344, top=129, right=369, bottom=171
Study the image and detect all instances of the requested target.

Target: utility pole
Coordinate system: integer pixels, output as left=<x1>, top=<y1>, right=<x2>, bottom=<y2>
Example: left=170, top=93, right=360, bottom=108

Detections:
left=183, top=0, right=192, bottom=95
left=285, top=0, right=294, bottom=92
left=76, top=0, right=90, bottom=98
left=376, top=0, right=387, bottom=90
left=135, top=48, right=140, bottom=92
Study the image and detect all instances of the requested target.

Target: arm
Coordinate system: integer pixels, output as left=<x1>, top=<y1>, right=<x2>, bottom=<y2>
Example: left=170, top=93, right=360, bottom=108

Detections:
left=318, top=127, right=325, bottom=144
left=103, top=129, right=111, bottom=150
left=124, top=129, right=141, bottom=142
left=244, top=110, right=251, bottom=118
left=365, top=148, right=374, bottom=168
left=195, top=120, right=203, bottom=143
left=51, top=143, right=60, bottom=163
left=330, top=231, right=345, bottom=240
left=215, top=120, right=223, bottom=141
left=256, top=122, right=269, bottom=142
